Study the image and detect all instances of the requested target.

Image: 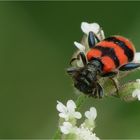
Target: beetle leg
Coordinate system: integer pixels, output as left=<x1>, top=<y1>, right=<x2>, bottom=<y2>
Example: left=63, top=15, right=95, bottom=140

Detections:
left=79, top=52, right=87, bottom=66
left=119, top=63, right=140, bottom=71
left=97, top=82, right=104, bottom=98
left=100, top=71, right=118, bottom=78
left=92, top=88, right=98, bottom=98
left=109, top=77, right=119, bottom=94
left=70, top=52, right=87, bottom=66
left=70, top=58, right=78, bottom=65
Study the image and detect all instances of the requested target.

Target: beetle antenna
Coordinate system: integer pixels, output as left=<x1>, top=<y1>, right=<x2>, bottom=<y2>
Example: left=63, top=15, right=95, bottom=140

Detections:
left=69, top=58, right=78, bottom=65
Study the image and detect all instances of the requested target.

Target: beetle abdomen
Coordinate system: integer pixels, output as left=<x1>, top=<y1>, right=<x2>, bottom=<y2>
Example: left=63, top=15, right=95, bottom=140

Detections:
left=87, top=36, right=135, bottom=73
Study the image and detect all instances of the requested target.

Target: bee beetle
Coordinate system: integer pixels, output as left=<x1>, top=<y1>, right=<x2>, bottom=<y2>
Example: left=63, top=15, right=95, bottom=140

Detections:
left=67, top=31, right=140, bottom=98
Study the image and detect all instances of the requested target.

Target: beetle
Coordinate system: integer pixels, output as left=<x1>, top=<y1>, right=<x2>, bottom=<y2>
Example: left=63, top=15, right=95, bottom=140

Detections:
left=67, top=31, right=140, bottom=98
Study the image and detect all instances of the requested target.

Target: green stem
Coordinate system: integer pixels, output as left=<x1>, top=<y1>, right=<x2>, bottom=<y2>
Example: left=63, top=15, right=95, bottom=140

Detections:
left=52, top=128, right=61, bottom=140
left=76, top=94, right=88, bottom=110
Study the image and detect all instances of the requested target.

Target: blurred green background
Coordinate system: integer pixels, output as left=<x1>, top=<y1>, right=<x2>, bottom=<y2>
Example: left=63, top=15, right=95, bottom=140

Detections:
left=0, top=1, right=140, bottom=139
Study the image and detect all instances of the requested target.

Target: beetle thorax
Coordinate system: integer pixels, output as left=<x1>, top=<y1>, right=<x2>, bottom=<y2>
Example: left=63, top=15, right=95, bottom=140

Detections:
left=73, top=60, right=101, bottom=94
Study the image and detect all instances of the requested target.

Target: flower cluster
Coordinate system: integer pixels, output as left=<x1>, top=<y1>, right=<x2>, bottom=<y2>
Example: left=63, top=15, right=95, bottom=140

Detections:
left=57, top=100, right=99, bottom=140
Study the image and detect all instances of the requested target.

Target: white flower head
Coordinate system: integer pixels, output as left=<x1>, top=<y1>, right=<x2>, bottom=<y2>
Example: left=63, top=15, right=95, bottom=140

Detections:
left=132, top=89, right=140, bottom=101
left=133, top=52, right=140, bottom=63
left=56, top=100, right=82, bottom=121
left=60, top=122, right=76, bottom=134
left=81, top=22, right=105, bottom=40
left=85, top=107, right=97, bottom=120
left=136, top=79, right=140, bottom=83
left=76, top=127, right=99, bottom=140
left=57, top=101, right=99, bottom=140
left=60, top=122, right=100, bottom=140
left=74, top=41, right=85, bottom=51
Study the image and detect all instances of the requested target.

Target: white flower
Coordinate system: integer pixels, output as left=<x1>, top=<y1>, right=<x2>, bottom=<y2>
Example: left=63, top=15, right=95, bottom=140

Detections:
left=79, top=107, right=97, bottom=131
left=74, top=41, right=85, bottom=51
left=76, top=127, right=99, bottom=140
left=81, top=22, right=105, bottom=40
left=56, top=100, right=82, bottom=121
left=132, top=89, right=140, bottom=100
left=57, top=101, right=99, bottom=139
left=132, top=79, right=140, bottom=101
left=133, top=52, right=140, bottom=63
left=81, top=22, right=100, bottom=35
left=85, top=107, right=97, bottom=120
left=60, top=122, right=77, bottom=134
left=136, top=79, right=140, bottom=83
left=60, top=122, right=100, bottom=140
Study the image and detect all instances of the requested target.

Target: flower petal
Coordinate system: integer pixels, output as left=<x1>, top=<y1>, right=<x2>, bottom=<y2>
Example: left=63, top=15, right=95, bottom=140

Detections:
left=67, top=100, right=76, bottom=112
left=136, top=79, right=140, bottom=83
left=74, top=112, right=82, bottom=119
left=76, top=127, right=99, bottom=140
left=56, top=101, right=67, bottom=113
left=85, top=107, right=97, bottom=120
left=98, top=30, right=105, bottom=40
left=81, top=22, right=100, bottom=35
left=138, top=94, right=140, bottom=101
left=85, top=111, right=91, bottom=120
left=81, top=22, right=89, bottom=34
left=60, top=122, right=73, bottom=134
left=132, top=89, right=140, bottom=101
left=133, top=52, right=140, bottom=63
left=90, top=107, right=97, bottom=120
left=74, top=41, right=85, bottom=51
left=59, top=112, right=68, bottom=119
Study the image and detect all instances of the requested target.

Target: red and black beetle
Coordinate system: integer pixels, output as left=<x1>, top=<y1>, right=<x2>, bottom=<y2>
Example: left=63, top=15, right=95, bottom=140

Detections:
left=67, top=31, right=140, bottom=98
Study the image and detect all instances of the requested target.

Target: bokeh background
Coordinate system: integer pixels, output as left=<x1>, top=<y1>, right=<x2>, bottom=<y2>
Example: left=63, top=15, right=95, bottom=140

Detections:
left=0, top=1, right=140, bottom=139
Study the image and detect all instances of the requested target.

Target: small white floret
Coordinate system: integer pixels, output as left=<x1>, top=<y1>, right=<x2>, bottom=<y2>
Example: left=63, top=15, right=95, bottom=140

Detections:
left=74, top=41, right=85, bottom=51
left=56, top=101, right=67, bottom=113
left=81, top=21, right=105, bottom=41
left=81, top=22, right=100, bottom=35
left=76, top=127, right=99, bottom=140
left=136, top=79, right=140, bottom=83
left=56, top=100, right=82, bottom=121
left=85, top=107, right=97, bottom=120
left=133, top=52, right=140, bottom=63
left=60, top=122, right=73, bottom=134
left=132, top=89, right=140, bottom=101
left=66, top=100, right=76, bottom=112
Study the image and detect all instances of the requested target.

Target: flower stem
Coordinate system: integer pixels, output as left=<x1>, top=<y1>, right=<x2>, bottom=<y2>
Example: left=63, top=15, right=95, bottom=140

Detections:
left=52, top=129, right=61, bottom=140
left=76, top=94, right=88, bottom=110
